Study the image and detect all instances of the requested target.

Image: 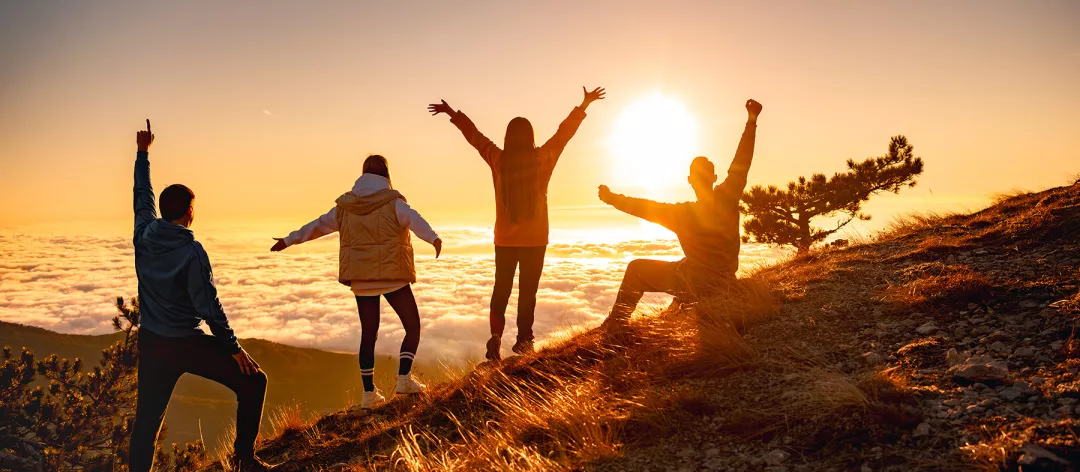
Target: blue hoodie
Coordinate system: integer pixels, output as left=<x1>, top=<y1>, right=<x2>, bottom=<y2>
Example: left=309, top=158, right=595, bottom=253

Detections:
left=133, top=151, right=241, bottom=353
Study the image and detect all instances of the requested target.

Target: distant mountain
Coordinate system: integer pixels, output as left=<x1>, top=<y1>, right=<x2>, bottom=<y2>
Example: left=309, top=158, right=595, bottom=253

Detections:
left=0, top=321, right=447, bottom=452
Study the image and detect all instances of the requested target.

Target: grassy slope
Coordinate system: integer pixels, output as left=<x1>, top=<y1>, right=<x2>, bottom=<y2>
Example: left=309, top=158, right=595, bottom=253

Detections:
left=241, top=180, right=1080, bottom=471
left=0, top=322, right=447, bottom=453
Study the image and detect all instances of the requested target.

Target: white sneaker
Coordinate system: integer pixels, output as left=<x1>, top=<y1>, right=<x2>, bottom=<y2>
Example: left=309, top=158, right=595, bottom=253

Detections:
left=395, top=374, right=426, bottom=394
left=360, top=389, right=385, bottom=410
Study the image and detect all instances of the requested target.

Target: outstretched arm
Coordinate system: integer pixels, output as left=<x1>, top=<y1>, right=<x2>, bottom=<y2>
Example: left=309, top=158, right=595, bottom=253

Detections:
left=394, top=199, right=443, bottom=258
left=133, top=119, right=156, bottom=243
left=429, top=99, right=499, bottom=166
left=716, top=99, right=762, bottom=197
left=271, top=207, right=340, bottom=251
left=598, top=185, right=679, bottom=230
left=540, top=86, right=605, bottom=160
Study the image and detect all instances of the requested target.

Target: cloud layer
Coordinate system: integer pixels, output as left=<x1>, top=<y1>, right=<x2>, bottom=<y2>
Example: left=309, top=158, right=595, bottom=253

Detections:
left=0, top=229, right=784, bottom=363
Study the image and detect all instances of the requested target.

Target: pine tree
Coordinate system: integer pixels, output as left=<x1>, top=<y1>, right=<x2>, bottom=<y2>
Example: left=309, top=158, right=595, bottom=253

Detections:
left=741, top=135, right=924, bottom=253
left=0, top=297, right=206, bottom=471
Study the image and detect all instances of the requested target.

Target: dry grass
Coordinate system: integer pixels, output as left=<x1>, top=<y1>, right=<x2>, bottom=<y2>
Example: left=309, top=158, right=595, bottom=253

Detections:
left=886, top=262, right=994, bottom=308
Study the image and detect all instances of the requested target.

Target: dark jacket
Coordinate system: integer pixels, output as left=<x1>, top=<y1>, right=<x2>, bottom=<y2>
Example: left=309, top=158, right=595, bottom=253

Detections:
left=603, top=120, right=757, bottom=282
left=133, top=151, right=240, bottom=353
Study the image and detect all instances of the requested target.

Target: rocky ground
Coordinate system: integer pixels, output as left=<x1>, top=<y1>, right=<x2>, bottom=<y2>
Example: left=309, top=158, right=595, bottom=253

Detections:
left=236, top=182, right=1079, bottom=471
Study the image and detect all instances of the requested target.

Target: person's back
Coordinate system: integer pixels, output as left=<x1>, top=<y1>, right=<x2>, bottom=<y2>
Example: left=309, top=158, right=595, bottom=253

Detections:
left=128, top=121, right=273, bottom=472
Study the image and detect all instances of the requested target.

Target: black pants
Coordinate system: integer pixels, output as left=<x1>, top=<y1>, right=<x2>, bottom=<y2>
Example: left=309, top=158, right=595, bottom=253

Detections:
left=610, top=259, right=693, bottom=319
left=130, top=329, right=267, bottom=472
left=355, top=285, right=422, bottom=372
left=490, top=245, right=547, bottom=342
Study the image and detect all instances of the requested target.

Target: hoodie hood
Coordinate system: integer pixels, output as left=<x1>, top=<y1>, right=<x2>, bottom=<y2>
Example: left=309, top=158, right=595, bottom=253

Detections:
left=138, top=219, right=195, bottom=254
left=336, top=173, right=404, bottom=215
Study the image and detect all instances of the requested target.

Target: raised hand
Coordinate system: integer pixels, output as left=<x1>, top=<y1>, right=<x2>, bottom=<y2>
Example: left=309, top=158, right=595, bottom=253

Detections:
left=745, top=99, right=763, bottom=121
left=581, top=87, right=606, bottom=108
left=597, top=184, right=613, bottom=203
left=433, top=238, right=442, bottom=258
left=270, top=238, right=287, bottom=252
left=428, top=100, right=455, bottom=117
left=137, top=119, right=154, bottom=152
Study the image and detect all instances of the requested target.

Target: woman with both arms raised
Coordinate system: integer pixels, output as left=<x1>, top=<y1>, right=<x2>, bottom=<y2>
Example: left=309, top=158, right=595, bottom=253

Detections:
left=428, top=86, right=605, bottom=360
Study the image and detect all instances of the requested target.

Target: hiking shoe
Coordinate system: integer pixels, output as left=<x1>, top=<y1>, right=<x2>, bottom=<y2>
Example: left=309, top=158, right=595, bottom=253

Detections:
left=511, top=338, right=534, bottom=355
left=395, top=374, right=426, bottom=394
left=360, top=389, right=386, bottom=410
left=485, top=336, right=502, bottom=361
left=230, top=455, right=277, bottom=471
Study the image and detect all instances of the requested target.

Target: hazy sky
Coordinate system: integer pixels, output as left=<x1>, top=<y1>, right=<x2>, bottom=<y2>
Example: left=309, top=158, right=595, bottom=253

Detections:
left=2, top=0, right=1078, bottom=233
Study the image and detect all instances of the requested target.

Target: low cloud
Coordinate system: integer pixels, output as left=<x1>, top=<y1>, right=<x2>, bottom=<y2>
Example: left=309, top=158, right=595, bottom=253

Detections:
left=0, top=230, right=785, bottom=363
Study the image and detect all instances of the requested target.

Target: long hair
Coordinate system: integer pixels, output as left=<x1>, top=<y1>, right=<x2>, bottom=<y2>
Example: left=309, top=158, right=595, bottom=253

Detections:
left=362, top=154, right=392, bottom=188
left=500, top=117, right=540, bottom=223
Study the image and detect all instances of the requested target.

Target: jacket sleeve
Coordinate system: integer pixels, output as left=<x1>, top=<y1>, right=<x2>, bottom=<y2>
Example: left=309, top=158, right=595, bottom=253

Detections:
left=283, top=207, right=340, bottom=247
left=449, top=111, right=500, bottom=166
left=604, top=192, right=680, bottom=231
left=185, top=243, right=241, bottom=353
left=539, top=106, right=587, bottom=165
left=715, top=121, right=758, bottom=197
left=394, top=199, right=439, bottom=245
left=133, top=151, right=157, bottom=243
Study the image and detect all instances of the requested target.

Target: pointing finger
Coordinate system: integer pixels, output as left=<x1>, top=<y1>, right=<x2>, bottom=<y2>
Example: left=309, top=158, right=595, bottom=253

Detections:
left=146, top=119, right=151, bottom=133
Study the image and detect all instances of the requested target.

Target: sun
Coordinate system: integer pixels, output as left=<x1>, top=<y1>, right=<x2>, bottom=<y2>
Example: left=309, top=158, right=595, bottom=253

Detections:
left=608, top=93, right=700, bottom=194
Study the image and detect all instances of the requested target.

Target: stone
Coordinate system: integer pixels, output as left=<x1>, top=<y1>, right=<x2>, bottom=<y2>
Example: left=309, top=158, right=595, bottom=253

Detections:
left=947, top=355, right=1010, bottom=384
left=863, top=351, right=885, bottom=366
left=913, top=422, right=931, bottom=437
left=1014, top=346, right=1035, bottom=358
left=763, top=449, right=790, bottom=466
left=677, top=447, right=696, bottom=458
left=1017, top=442, right=1071, bottom=467
left=1000, top=387, right=1025, bottom=401
left=946, top=348, right=963, bottom=366
left=705, top=448, right=721, bottom=457
left=916, top=322, right=939, bottom=335
left=989, top=341, right=1010, bottom=354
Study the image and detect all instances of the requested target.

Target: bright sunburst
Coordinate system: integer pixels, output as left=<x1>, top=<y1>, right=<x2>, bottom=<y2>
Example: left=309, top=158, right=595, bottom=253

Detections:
left=608, top=93, right=700, bottom=194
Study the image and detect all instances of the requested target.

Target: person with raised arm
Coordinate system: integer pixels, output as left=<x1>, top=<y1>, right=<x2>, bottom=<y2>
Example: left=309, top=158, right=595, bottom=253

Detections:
left=129, top=120, right=274, bottom=471
left=428, top=87, right=605, bottom=360
left=270, top=155, right=441, bottom=410
left=598, top=99, right=763, bottom=322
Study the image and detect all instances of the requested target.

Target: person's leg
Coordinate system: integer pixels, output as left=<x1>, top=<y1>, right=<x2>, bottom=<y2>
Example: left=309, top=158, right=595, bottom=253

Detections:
left=355, top=295, right=381, bottom=392
left=608, top=259, right=685, bottom=320
left=489, top=246, right=520, bottom=337
left=514, top=246, right=547, bottom=348
left=383, top=285, right=421, bottom=376
left=180, top=335, right=268, bottom=461
left=129, top=331, right=183, bottom=472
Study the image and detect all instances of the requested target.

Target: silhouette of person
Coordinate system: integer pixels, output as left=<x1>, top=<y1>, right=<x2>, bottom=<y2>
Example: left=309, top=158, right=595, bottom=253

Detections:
left=599, top=99, right=763, bottom=322
left=271, top=155, right=441, bottom=410
left=129, top=120, right=274, bottom=472
left=429, top=87, right=605, bottom=360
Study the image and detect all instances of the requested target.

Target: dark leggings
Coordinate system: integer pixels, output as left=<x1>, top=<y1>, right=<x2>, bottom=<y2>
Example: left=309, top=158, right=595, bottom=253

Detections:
left=490, top=245, right=547, bottom=342
left=130, top=330, right=267, bottom=471
left=355, top=285, right=421, bottom=374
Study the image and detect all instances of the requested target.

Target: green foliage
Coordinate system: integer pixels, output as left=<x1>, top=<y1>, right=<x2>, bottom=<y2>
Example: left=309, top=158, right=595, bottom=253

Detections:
left=741, top=135, right=924, bottom=253
left=0, top=297, right=206, bottom=471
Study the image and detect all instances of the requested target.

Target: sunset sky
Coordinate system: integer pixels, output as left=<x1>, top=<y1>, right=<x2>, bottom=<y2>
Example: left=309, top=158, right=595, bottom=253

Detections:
left=1, top=1, right=1078, bottom=359
left=2, top=0, right=1077, bottom=233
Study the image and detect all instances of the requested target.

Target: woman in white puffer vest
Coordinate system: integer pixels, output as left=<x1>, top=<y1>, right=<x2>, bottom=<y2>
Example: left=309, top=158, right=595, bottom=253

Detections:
left=270, top=155, right=442, bottom=410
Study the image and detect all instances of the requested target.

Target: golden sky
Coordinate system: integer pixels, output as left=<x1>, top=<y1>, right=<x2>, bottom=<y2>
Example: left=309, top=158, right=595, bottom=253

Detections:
left=1, top=0, right=1077, bottom=234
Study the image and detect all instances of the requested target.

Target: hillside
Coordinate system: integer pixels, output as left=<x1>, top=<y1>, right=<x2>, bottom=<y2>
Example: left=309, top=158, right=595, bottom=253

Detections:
left=234, top=180, right=1080, bottom=471
left=0, top=322, right=447, bottom=452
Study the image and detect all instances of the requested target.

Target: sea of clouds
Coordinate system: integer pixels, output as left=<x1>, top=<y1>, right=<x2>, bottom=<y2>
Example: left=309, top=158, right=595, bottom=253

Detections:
left=0, top=227, right=785, bottom=364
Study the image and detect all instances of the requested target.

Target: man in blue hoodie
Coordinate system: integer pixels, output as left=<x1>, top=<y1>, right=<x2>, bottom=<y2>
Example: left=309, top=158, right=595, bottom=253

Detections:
left=129, top=120, right=274, bottom=471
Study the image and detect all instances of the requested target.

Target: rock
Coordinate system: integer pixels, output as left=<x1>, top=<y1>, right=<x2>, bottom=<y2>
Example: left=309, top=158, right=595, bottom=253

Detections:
left=1000, top=387, right=1025, bottom=401
left=947, top=355, right=1010, bottom=384
left=1014, top=346, right=1035, bottom=358
left=1017, top=442, right=1071, bottom=468
left=763, top=449, right=790, bottom=466
left=916, top=322, right=939, bottom=335
left=913, top=422, right=931, bottom=437
left=946, top=348, right=963, bottom=366
left=705, top=448, right=721, bottom=457
left=1050, top=340, right=1064, bottom=351
left=677, top=447, right=696, bottom=458
left=863, top=351, right=885, bottom=366
left=989, top=341, right=1010, bottom=354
